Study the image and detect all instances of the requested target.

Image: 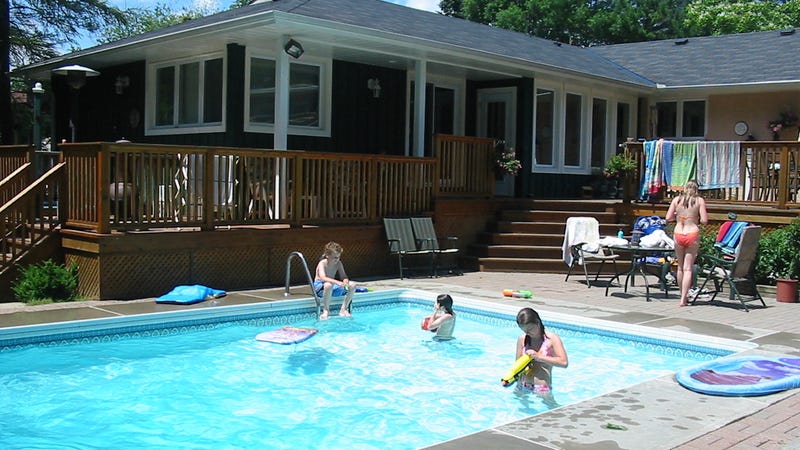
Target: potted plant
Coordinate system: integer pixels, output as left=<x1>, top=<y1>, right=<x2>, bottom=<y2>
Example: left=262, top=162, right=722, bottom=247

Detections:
left=603, top=152, right=637, bottom=198
left=757, top=218, right=800, bottom=302
left=494, top=140, right=521, bottom=179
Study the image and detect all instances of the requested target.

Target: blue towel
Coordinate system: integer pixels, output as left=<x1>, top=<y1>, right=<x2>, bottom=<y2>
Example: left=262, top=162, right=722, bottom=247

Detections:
left=715, top=221, right=749, bottom=255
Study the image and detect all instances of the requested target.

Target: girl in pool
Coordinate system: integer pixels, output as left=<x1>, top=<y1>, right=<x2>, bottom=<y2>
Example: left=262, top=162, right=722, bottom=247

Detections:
left=421, top=294, right=455, bottom=340
left=665, top=180, right=708, bottom=307
left=514, top=307, right=568, bottom=395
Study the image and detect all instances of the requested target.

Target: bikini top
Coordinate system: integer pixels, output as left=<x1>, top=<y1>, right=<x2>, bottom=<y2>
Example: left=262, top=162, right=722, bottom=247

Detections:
left=524, top=333, right=552, bottom=356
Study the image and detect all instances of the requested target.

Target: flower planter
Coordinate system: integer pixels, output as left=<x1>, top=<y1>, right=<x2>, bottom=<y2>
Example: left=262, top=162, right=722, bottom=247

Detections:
left=776, top=278, right=798, bottom=303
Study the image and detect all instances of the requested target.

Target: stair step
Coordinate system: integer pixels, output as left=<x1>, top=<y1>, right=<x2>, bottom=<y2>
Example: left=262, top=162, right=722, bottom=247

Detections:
left=467, top=200, right=625, bottom=274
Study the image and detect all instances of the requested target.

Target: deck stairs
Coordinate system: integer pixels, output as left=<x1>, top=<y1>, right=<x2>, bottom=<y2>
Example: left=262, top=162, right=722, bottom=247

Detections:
left=465, top=200, right=628, bottom=273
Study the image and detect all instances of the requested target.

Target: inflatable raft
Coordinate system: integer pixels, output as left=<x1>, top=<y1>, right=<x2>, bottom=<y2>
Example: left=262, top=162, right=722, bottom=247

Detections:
left=675, top=355, right=800, bottom=396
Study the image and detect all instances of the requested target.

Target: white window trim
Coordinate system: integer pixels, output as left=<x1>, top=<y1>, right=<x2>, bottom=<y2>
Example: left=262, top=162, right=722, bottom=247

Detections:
left=532, top=82, right=560, bottom=173
left=562, top=89, right=587, bottom=174
left=244, top=50, right=331, bottom=137
left=403, top=71, right=466, bottom=156
left=145, top=52, right=226, bottom=136
left=653, top=97, right=707, bottom=139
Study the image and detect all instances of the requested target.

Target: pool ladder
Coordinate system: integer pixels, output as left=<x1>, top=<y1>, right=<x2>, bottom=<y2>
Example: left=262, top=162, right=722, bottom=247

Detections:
left=285, top=251, right=322, bottom=319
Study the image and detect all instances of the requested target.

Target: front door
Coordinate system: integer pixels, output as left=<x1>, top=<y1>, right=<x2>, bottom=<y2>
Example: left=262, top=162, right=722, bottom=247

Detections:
left=477, top=88, right=516, bottom=196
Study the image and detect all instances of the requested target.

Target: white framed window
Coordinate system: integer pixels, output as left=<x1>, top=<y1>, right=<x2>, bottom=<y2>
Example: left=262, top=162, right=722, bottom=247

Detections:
left=244, top=53, right=331, bottom=137
left=655, top=99, right=706, bottom=138
left=146, top=53, right=226, bottom=135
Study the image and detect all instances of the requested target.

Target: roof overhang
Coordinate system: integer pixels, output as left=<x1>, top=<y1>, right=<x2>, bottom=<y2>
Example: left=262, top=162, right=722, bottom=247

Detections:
left=17, top=10, right=652, bottom=93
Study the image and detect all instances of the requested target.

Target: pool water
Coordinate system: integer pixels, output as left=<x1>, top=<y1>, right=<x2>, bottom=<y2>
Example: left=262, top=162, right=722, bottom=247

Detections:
left=0, top=301, right=724, bottom=449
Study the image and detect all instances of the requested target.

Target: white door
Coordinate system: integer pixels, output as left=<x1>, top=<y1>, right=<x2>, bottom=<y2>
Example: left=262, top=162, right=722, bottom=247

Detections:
left=477, top=88, right=517, bottom=196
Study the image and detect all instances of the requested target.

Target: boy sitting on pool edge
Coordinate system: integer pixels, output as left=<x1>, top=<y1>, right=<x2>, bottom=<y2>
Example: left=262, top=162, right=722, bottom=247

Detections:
left=314, top=241, right=356, bottom=319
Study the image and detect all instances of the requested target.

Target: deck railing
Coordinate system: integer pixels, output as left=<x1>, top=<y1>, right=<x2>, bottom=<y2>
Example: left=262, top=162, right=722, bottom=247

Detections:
left=435, top=134, right=495, bottom=198
left=57, top=143, right=438, bottom=232
left=623, top=141, right=800, bottom=208
left=0, top=162, right=64, bottom=268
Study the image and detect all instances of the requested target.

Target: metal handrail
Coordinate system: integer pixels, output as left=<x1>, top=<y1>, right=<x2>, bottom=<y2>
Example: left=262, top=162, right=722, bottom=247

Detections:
left=284, top=251, right=321, bottom=318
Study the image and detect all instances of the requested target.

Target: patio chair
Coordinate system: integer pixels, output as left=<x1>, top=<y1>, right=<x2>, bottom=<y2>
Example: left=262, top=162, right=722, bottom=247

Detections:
left=383, top=218, right=435, bottom=279
left=563, top=217, right=620, bottom=288
left=695, top=225, right=765, bottom=311
left=410, top=217, right=461, bottom=276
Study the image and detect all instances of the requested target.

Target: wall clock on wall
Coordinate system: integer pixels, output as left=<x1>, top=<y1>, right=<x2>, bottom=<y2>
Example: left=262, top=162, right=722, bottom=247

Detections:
left=734, top=121, right=749, bottom=136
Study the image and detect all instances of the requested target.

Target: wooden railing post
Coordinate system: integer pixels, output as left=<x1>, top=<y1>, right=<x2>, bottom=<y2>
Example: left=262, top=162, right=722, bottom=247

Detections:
left=777, top=145, right=790, bottom=209
left=202, top=148, right=215, bottom=231
left=97, top=145, right=111, bottom=234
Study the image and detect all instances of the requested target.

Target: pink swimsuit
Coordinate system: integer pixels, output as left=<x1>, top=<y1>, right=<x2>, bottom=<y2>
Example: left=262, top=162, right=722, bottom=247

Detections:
left=520, top=334, right=552, bottom=393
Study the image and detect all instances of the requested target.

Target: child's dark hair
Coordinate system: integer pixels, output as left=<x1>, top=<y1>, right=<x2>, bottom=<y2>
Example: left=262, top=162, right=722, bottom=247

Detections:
left=437, top=294, right=455, bottom=315
left=516, top=307, right=544, bottom=335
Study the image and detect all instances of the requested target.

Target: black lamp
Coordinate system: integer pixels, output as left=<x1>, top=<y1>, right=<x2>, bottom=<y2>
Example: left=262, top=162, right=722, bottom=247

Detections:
left=283, top=39, right=304, bottom=59
left=52, top=64, right=100, bottom=142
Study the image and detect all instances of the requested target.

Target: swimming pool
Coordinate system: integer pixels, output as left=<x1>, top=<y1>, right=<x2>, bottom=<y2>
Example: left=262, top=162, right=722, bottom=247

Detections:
left=0, top=290, right=753, bottom=449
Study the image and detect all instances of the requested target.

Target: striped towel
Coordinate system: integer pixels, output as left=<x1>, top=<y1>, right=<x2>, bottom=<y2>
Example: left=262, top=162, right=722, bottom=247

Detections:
left=639, top=139, right=664, bottom=199
left=696, top=141, right=740, bottom=189
left=670, top=142, right=697, bottom=190
left=661, top=140, right=674, bottom=186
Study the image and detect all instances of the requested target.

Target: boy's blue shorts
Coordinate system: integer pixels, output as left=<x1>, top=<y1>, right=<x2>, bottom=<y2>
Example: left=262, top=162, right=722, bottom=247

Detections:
left=313, top=280, right=348, bottom=297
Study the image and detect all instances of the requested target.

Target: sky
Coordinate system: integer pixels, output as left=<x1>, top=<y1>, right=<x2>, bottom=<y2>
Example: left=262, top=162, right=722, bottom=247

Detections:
left=76, top=0, right=440, bottom=49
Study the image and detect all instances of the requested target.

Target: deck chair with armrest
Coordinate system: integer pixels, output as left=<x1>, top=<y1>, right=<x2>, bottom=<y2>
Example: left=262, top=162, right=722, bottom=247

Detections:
left=563, top=217, right=620, bottom=288
left=695, top=225, right=765, bottom=311
left=410, top=217, right=461, bottom=276
left=383, top=218, right=435, bottom=279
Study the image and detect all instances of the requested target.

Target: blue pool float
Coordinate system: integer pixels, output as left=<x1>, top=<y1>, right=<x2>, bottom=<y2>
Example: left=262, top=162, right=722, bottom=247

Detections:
left=156, top=285, right=226, bottom=305
left=676, top=355, right=800, bottom=396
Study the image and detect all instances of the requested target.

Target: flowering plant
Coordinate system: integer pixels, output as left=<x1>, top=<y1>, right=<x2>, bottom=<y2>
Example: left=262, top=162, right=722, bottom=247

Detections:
left=603, top=153, right=636, bottom=178
left=767, top=110, right=798, bottom=133
left=494, top=140, right=521, bottom=175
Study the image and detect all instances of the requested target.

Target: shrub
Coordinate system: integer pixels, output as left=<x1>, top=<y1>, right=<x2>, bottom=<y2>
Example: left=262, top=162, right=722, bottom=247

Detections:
left=755, top=218, right=800, bottom=285
left=12, top=260, right=79, bottom=304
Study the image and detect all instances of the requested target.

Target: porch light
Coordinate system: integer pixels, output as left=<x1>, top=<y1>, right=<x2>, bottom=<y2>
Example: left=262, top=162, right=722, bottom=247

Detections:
left=367, top=78, right=381, bottom=98
left=284, top=39, right=304, bottom=59
left=52, top=65, right=100, bottom=90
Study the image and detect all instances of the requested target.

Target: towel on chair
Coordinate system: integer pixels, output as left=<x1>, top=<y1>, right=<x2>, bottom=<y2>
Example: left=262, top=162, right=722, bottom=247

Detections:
left=562, top=217, right=600, bottom=266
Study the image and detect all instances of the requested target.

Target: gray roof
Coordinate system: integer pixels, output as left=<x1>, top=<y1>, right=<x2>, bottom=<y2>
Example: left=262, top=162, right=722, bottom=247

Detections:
left=21, top=0, right=652, bottom=87
left=22, top=0, right=800, bottom=90
left=590, top=28, right=800, bottom=87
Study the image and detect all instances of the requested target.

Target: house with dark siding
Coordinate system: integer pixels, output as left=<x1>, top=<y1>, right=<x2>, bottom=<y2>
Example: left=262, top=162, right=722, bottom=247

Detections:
left=17, top=0, right=800, bottom=198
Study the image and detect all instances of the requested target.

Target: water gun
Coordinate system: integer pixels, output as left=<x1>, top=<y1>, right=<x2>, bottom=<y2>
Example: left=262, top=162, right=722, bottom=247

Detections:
left=501, top=354, right=532, bottom=386
left=502, top=289, right=532, bottom=298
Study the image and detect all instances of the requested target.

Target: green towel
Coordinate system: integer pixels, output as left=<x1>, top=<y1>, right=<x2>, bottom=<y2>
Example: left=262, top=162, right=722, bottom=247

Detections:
left=670, top=142, right=696, bottom=190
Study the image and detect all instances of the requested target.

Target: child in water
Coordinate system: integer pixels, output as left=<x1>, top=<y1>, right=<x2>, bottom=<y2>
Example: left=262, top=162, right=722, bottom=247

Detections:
left=514, top=307, right=568, bottom=394
left=421, top=294, right=456, bottom=340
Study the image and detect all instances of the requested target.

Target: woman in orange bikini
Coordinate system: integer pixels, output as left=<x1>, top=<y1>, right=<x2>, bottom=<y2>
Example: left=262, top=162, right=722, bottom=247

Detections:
left=666, top=180, right=708, bottom=307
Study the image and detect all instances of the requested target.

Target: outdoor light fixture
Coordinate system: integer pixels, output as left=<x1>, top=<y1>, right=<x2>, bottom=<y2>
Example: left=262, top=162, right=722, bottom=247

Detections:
left=52, top=64, right=100, bottom=142
left=52, top=64, right=100, bottom=90
left=367, top=78, right=381, bottom=98
left=115, top=75, right=130, bottom=95
left=283, top=39, right=304, bottom=59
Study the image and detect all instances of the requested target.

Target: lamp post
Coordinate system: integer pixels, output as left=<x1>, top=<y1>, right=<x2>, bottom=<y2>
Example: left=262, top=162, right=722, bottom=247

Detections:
left=51, top=65, right=100, bottom=143
left=31, top=82, right=44, bottom=176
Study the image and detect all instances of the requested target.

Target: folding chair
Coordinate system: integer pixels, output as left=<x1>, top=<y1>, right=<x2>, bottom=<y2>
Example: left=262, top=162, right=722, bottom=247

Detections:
left=410, top=217, right=461, bottom=276
left=563, top=217, right=620, bottom=288
left=695, top=225, right=765, bottom=311
left=383, top=218, right=435, bottom=279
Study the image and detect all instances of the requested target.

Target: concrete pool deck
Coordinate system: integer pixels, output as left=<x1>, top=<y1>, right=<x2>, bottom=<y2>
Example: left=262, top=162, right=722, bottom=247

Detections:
left=1, top=271, right=799, bottom=449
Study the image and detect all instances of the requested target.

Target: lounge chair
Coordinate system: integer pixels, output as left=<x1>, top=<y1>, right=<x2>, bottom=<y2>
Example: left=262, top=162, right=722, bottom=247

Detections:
left=563, top=217, right=620, bottom=288
left=383, top=218, right=435, bottom=279
left=410, top=217, right=461, bottom=276
left=695, top=225, right=765, bottom=311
